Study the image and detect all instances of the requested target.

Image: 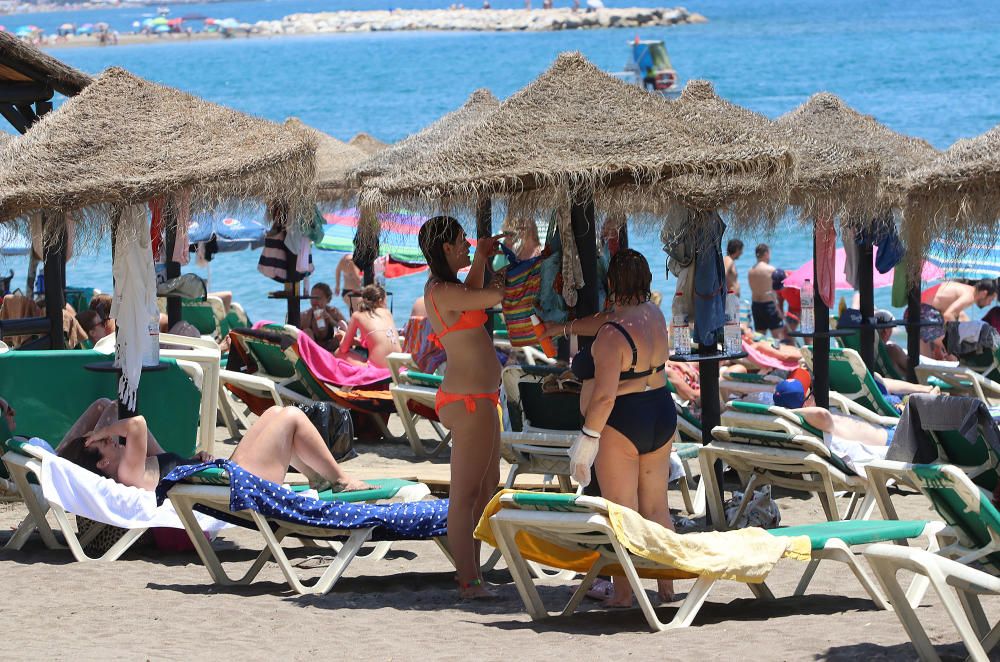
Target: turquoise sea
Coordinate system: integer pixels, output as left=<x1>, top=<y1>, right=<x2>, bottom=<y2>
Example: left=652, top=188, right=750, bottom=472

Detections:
left=2, top=0, right=1000, bottom=324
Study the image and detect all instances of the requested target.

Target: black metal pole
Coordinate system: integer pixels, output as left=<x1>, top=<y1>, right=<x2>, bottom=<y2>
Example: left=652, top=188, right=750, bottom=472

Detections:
left=163, top=196, right=182, bottom=329
left=43, top=216, right=66, bottom=350
left=859, top=239, right=876, bottom=371
left=571, top=195, right=599, bottom=349
left=358, top=206, right=379, bottom=288
left=475, top=196, right=496, bottom=336
left=906, top=275, right=922, bottom=382
left=813, top=230, right=830, bottom=409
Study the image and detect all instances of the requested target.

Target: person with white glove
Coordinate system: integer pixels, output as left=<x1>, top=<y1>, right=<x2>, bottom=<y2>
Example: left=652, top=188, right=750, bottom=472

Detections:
left=557, top=249, right=678, bottom=607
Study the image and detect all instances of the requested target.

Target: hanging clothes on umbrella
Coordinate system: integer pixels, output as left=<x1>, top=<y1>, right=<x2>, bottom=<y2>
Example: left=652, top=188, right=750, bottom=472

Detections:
left=499, top=243, right=548, bottom=347
left=692, top=212, right=727, bottom=346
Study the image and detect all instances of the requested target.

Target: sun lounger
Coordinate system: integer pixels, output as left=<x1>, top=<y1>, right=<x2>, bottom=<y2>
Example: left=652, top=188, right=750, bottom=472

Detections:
left=480, top=491, right=938, bottom=631
left=837, top=324, right=906, bottom=381
left=159, top=460, right=449, bottom=595
left=863, top=462, right=1000, bottom=661
left=1, top=438, right=226, bottom=561
left=701, top=400, right=887, bottom=527
left=803, top=346, right=902, bottom=417
left=386, top=352, right=451, bottom=458
left=915, top=345, right=1000, bottom=407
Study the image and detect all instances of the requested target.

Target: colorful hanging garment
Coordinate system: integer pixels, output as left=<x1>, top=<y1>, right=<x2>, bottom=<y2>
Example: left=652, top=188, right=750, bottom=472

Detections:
left=499, top=243, right=547, bottom=347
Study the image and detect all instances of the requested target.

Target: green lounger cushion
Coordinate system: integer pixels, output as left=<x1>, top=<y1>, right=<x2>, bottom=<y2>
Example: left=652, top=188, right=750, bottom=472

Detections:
left=290, top=477, right=421, bottom=502
left=674, top=441, right=701, bottom=461
left=406, top=371, right=443, bottom=387
left=729, top=400, right=825, bottom=438
left=771, top=519, right=928, bottom=548
left=723, top=426, right=856, bottom=476
left=510, top=492, right=587, bottom=511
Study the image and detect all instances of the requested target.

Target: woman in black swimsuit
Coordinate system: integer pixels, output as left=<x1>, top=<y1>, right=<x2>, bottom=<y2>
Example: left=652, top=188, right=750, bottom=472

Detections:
left=58, top=406, right=369, bottom=493
left=559, top=249, right=677, bottom=607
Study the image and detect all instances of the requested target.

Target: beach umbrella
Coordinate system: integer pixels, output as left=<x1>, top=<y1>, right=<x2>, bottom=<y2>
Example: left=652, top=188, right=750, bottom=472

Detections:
left=317, top=208, right=427, bottom=263
left=284, top=118, right=368, bottom=202
left=216, top=18, right=239, bottom=29
left=153, top=24, right=171, bottom=34
left=783, top=247, right=944, bottom=291
left=361, top=54, right=795, bottom=225
left=926, top=238, right=1000, bottom=280
left=76, top=24, right=93, bottom=35
left=188, top=215, right=267, bottom=252
left=348, top=133, right=388, bottom=155
left=14, top=26, right=35, bottom=37
left=150, top=16, right=169, bottom=26
left=167, top=18, right=183, bottom=26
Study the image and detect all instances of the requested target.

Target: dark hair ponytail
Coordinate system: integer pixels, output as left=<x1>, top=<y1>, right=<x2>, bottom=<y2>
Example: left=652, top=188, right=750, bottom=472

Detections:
left=418, top=216, right=463, bottom=284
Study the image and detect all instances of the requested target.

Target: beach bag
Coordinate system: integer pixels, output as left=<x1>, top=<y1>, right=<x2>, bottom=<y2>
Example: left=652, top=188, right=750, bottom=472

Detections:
left=295, top=402, right=357, bottom=462
left=499, top=243, right=546, bottom=347
left=723, top=485, right=781, bottom=529
left=75, top=517, right=133, bottom=557
left=257, top=226, right=313, bottom=283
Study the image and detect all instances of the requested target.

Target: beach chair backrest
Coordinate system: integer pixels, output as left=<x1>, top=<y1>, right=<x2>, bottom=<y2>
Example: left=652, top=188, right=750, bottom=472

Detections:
left=240, top=332, right=298, bottom=379
left=502, top=491, right=601, bottom=513
left=283, top=345, right=331, bottom=401
left=910, top=464, right=1000, bottom=570
left=928, top=427, right=1000, bottom=491
left=827, top=347, right=899, bottom=417
left=181, top=298, right=220, bottom=336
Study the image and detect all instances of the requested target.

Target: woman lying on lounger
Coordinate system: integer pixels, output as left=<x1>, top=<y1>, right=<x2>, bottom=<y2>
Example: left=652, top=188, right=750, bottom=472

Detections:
left=59, top=406, right=370, bottom=493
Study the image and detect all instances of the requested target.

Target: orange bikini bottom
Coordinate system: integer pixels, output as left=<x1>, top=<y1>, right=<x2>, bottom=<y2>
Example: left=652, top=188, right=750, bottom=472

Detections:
left=434, top=389, right=500, bottom=416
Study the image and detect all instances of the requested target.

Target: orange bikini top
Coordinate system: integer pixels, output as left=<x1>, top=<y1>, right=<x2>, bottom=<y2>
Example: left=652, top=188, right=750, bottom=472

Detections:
left=428, top=288, right=488, bottom=348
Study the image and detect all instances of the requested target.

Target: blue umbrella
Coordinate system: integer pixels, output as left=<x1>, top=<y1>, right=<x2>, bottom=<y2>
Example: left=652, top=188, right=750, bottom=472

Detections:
left=14, top=26, right=36, bottom=37
left=153, top=24, right=171, bottom=33
left=927, top=238, right=1000, bottom=279
left=188, top=216, right=266, bottom=254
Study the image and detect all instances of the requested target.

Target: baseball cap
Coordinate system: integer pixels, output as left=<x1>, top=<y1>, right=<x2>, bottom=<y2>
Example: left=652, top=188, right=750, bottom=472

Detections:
left=773, top=378, right=806, bottom=409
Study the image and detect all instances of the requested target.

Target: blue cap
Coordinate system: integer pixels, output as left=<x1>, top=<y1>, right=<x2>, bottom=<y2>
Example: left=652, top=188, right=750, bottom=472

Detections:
left=773, top=378, right=805, bottom=409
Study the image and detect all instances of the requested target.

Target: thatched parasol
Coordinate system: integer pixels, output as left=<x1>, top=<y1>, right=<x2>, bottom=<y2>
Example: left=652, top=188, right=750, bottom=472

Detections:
left=776, top=91, right=938, bottom=220
left=348, top=132, right=388, bottom=155
left=0, top=30, right=92, bottom=97
left=350, top=88, right=500, bottom=185
left=361, top=53, right=796, bottom=225
left=0, top=67, right=316, bottom=242
left=900, top=124, right=1000, bottom=265
left=286, top=118, right=367, bottom=202
left=670, top=81, right=881, bottom=224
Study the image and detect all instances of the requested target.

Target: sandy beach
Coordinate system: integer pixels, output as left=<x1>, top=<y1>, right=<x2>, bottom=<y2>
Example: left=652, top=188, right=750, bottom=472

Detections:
left=0, top=416, right=981, bottom=661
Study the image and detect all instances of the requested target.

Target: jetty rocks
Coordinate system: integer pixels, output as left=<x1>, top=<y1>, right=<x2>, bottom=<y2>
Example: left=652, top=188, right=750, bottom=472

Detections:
left=268, top=7, right=706, bottom=34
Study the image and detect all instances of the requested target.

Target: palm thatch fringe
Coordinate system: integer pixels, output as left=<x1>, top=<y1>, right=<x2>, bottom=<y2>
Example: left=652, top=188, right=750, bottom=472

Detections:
left=0, top=31, right=92, bottom=96
left=348, top=132, right=389, bottom=155
left=286, top=118, right=368, bottom=202
left=364, top=54, right=796, bottom=229
left=0, top=67, right=316, bottom=249
left=777, top=91, right=938, bottom=219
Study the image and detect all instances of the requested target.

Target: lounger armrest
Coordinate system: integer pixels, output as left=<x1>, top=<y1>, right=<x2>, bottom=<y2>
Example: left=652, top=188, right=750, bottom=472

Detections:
left=219, top=369, right=284, bottom=405
left=829, top=393, right=899, bottom=427
left=386, top=352, right=416, bottom=384
left=864, top=459, right=921, bottom=521
left=160, top=333, right=223, bottom=355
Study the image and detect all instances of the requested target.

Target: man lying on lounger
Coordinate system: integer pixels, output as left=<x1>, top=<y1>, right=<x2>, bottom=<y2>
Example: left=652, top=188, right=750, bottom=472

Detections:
left=773, top=379, right=894, bottom=447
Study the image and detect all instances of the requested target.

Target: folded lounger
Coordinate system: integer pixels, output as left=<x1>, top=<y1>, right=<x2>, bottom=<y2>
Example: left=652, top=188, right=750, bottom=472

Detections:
left=864, top=462, right=1000, bottom=662
left=158, top=460, right=449, bottom=595
left=480, top=491, right=940, bottom=632
left=1, top=438, right=226, bottom=561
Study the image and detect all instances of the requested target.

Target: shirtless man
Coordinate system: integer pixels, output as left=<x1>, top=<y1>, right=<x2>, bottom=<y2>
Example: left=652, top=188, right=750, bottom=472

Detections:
left=334, top=254, right=364, bottom=311
left=748, top=243, right=785, bottom=340
left=773, top=379, right=893, bottom=446
left=925, top=279, right=997, bottom=322
left=724, top=239, right=743, bottom=297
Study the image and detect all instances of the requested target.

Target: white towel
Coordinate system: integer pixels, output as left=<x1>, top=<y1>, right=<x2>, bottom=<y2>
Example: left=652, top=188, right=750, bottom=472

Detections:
left=112, top=204, right=160, bottom=411
left=824, top=431, right=889, bottom=478
left=35, top=440, right=225, bottom=532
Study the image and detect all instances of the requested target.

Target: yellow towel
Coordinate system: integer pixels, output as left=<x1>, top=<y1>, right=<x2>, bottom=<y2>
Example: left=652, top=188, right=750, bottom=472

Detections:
left=475, top=490, right=811, bottom=584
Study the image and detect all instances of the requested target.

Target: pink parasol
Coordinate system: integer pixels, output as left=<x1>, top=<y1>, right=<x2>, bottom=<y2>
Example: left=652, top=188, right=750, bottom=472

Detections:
left=782, top=246, right=945, bottom=291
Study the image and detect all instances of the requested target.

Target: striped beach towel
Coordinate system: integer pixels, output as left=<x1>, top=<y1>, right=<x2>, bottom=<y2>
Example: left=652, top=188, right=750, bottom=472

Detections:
left=500, top=244, right=546, bottom=347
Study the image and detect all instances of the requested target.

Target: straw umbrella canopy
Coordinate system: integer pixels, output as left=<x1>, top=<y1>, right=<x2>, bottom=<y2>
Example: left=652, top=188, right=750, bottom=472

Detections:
left=361, top=53, right=796, bottom=226
left=285, top=118, right=367, bottom=202
left=900, top=125, right=1000, bottom=265
left=0, top=67, right=316, bottom=244
left=0, top=30, right=92, bottom=98
left=776, top=92, right=939, bottom=222
left=669, top=81, right=882, bottom=225
left=348, top=132, right=388, bottom=155
left=350, top=88, right=500, bottom=186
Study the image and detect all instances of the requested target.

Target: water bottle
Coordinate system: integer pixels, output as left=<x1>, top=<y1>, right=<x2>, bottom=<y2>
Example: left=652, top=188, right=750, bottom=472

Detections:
left=724, top=290, right=741, bottom=355
left=34, top=272, right=44, bottom=295
left=143, top=312, right=161, bottom=367
left=800, top=279, right=815, bottom=335
left=530, top=314, right=557, bottom=358
left=671, top=291, right=691, bottom=356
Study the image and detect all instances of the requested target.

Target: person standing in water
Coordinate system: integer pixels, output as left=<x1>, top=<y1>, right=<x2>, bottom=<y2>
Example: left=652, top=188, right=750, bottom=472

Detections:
left=418, top=216, right=505, bottom=600
left=335, top=254, right=364, bottom=311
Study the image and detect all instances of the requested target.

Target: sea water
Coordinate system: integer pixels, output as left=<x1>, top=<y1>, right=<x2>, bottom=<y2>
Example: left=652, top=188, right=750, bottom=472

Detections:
left=2, top=0, right=1000, bottom=325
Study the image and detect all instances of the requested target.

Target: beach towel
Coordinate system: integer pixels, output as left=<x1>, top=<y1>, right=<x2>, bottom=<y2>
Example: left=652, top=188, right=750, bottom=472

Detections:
left=156, top=460, right=448, bottom=541
left=742, top=339, right=799, bottom=371
left=816, top=216, right=837, bottom=308
left=112, top=204, right=160, bottom=411
left=296, top=331, right=390, bottom=386
left=33, top=440, right=225, bottom=532
left=401, top=316, right=446, bottom=374
left=499, top=243, right=546, bottom=347
left=692, top=213, right=726, bottom=346
left=475, top=490, right=810, bottom=582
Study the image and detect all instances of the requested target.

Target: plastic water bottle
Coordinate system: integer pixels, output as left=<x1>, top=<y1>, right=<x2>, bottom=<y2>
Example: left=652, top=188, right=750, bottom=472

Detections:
left=671, top=292, right=691, bottom=356
left=800, top=279, right=815, bottom=335
left=143, top=313, right=161, bottom=367
left=530, top=314, right=557, bottom=358
left=724, top=290, right=741, bottom=355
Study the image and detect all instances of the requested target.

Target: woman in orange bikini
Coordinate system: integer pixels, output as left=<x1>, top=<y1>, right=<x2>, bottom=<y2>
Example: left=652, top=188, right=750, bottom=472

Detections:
left=418, top=215, right=504, bottom=599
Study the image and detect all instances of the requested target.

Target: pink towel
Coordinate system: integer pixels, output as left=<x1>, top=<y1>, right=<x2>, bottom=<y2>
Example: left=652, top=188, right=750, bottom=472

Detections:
left=296, top=332, right=390, bottom=387
left=742, top=340, right=800, bottom=371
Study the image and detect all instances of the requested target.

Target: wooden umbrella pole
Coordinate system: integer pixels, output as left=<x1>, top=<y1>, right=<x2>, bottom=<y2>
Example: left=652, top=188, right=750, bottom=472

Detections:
left=163, top=196, right=182, bottom=329
left=42, top=213, right=66, bottom=350
left=570, top=194, right=598, bottom=352
left=906, top=275, right=922, bottom=382
left=475, top=195, right=495, bottom=337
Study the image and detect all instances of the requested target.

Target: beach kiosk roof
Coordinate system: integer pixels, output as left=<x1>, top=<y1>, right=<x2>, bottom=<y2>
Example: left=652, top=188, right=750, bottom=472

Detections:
left=348, top=132, right=388, bottom=155
left=363, top=53, right=796, bottom=222
left=0, top=67, right=316, bottom=236
left=899, top=124, right=1000, bottom=262
left=0, top=30, right=91, bottom=98
left=776, top=92, right=938, bottom=216
left=672, top=81, right=881, bottom=224
left=286, top=118, right=367, bottom=202
left=350, top=87, right=500, bottom=185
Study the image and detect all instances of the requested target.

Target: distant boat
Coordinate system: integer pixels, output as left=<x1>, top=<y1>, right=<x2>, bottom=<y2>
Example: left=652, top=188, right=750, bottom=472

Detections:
left=157, top=6, right=170, bottom=16
left=613, top=37, right=680, bottom=98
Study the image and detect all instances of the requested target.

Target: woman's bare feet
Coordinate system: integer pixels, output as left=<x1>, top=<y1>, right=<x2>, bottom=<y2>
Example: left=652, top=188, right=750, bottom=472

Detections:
left=332, top=478, right=375, bottom=493
left=657, top=579, right=675, bottom=603
left=604, top=580, right=634, bottom=608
